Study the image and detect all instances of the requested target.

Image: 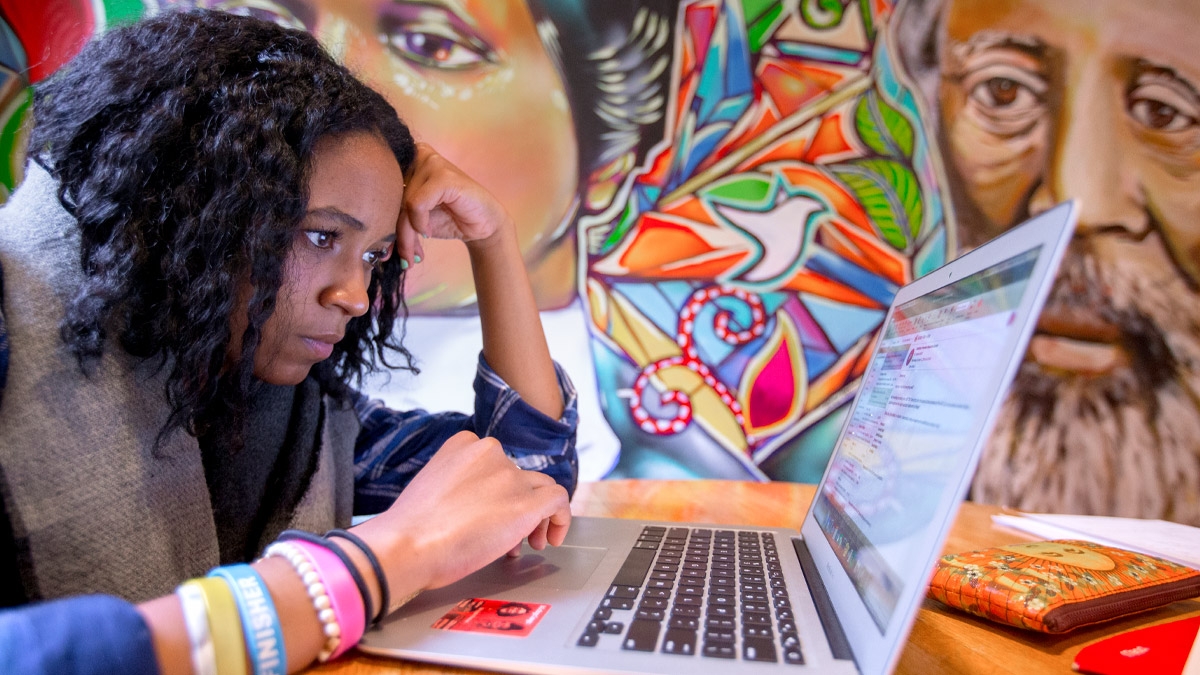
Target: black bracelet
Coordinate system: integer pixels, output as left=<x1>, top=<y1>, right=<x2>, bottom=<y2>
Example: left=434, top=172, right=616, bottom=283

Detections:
left=276, top=529, right=374, bottom=630
left=326, top=528, right=390, bottom=628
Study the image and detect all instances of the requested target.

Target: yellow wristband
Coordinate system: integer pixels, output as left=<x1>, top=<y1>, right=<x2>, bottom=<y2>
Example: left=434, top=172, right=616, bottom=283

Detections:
left=185, top=578, right=249, bottom=675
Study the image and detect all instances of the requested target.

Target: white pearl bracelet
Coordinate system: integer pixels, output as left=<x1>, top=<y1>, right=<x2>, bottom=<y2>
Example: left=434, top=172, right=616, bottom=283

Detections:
left=263, top=540, right=342, bottom=662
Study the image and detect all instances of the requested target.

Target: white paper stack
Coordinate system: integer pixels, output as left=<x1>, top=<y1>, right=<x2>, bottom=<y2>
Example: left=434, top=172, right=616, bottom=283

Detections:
left=991, top=512, right=1200, bottom=570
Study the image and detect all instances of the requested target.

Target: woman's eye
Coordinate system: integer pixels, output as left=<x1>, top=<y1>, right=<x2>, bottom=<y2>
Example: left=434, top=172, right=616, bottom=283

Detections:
left=363, top=246, right=392, bottom=268
left=378, top=7, right=496, bottom=70
left=305, top=230, right=336, bottom=249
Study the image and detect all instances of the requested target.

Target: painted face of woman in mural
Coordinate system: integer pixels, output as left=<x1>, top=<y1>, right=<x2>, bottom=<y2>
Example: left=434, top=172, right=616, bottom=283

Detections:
left=193, top=0, right=580, bottom=312
left=927, top=0, right=1200, bottom=521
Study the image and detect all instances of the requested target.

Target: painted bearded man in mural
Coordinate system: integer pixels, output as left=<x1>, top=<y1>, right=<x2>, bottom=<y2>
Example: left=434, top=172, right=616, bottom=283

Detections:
left=897, top=0, right=1200, bottom=524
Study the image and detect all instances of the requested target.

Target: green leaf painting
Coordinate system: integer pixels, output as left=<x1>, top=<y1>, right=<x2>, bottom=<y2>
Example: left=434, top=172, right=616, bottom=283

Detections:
left=854, top=87, right=915, bottom=160
left=702, top=173, right=774, bottom=209
left=829, top=158, right=925, bottom=251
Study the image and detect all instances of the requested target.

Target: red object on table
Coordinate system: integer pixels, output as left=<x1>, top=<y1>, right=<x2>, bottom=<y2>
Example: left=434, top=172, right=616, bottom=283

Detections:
left=1072, top=616, right=1200, bottom=675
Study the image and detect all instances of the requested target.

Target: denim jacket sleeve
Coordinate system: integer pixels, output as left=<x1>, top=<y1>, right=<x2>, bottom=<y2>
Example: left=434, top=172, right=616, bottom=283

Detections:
left=351, top=353, right=579, bottom=515
left=0, top=595, right=160, bottom=675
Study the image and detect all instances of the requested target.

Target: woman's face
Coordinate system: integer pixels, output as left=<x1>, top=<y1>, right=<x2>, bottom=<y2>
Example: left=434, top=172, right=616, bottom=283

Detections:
left=247, top=132, right=404, bottom=385
left=198, top=0, right=580, bottom=311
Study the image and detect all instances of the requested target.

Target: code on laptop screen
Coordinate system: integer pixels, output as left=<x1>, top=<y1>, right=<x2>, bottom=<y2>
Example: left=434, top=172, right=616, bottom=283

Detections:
left=812, top=246, right=1041, bottom=632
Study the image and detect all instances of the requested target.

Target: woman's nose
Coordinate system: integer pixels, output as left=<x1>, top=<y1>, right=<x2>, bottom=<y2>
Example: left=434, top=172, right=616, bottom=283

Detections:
left=320, top=266, right=370, bottom=317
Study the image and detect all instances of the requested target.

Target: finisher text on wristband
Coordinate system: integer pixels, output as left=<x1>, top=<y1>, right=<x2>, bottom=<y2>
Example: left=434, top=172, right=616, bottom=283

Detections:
left=209, top=564, right=286, bottom=675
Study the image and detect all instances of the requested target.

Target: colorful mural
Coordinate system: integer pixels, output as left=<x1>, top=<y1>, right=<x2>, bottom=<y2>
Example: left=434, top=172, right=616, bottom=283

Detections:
left=581, top=0, right=949, bottom=481
left=0, top=0, right=955, bottom=485
left=4, top=0, right=1199, bottom=523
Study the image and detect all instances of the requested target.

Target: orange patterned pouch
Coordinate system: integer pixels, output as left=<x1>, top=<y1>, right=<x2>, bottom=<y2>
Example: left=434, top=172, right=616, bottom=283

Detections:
left=926, top=540, right=1200, bottom=633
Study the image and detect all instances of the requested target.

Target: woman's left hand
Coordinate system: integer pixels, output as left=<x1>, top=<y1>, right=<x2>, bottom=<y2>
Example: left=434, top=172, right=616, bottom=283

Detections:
left=395, top=140, right=566, bottom=421
left=395, top=142, right=513, bottom=266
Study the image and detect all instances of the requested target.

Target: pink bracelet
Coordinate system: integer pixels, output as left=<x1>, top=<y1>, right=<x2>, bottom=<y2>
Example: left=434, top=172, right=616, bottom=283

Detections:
left=264, top=539, right=366, bottom=662
left=290, top=539, right=366, bottom=660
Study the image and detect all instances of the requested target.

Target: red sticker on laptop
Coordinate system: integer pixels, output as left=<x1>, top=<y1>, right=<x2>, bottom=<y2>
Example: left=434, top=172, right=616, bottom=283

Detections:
left=432, top=598, right=550, bottom=637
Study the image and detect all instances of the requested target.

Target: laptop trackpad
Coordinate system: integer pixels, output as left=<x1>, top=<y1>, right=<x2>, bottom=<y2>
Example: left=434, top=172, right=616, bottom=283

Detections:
left=464, top=545, right=607, bottom=591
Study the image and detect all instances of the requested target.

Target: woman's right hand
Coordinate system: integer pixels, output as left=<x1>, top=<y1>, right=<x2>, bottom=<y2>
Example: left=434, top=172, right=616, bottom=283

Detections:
left=349, top=430, right=572, bottom=611
left=140, top=431, right=569, bottom=675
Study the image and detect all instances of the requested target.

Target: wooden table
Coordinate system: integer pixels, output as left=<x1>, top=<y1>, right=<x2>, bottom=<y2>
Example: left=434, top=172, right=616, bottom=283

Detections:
left=315, top=480, right=1200, bottom=675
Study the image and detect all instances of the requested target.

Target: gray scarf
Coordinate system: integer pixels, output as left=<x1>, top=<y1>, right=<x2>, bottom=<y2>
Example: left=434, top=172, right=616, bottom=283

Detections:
left=0, top=163, right=356, bottom=602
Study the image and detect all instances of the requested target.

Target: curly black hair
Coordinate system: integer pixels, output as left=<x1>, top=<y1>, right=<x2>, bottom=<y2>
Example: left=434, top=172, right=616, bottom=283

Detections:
left=29, top=8, right=417, bottom=444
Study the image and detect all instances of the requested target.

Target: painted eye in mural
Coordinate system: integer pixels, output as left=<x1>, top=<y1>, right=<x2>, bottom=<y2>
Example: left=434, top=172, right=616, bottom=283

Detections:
left=1127, top=78, right=1199, bottom=133
left=957, top=60, right=1047, bottom=137
left=378, top=4, right=497, bottom=71
left=206, top=0, right=310, bottom=31
left=964, top=64, right=1045, bottom=114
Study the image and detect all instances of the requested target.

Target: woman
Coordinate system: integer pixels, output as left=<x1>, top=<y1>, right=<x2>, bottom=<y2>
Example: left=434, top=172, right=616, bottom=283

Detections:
left=0, top=8, right=576, bottom=673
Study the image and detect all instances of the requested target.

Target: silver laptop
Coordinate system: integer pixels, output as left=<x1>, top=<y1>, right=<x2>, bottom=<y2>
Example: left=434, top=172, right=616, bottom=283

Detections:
left=358, top=202, right=1079, bottom=674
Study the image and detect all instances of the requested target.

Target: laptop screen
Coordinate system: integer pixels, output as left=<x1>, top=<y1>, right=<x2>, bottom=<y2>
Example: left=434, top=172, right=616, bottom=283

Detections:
left=811, top=245, right=1042, bottom=633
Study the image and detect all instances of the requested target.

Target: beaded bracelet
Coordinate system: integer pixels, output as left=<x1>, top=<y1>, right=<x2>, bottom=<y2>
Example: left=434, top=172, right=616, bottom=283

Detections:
left=325, top=528, right=389, bottom=627
left=288, top=539, right=366, bottom=659
left=278, top=529, right=374, bottom=630
left=263, top=541, right=340, bottom=662
left=176, top=581, right=218, bottom=675
left=209, top=564, right=286, bottom=675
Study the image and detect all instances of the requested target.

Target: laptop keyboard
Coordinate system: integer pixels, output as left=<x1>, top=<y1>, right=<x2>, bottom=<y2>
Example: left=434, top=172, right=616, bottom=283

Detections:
left=576, top=526, right=804, bottom=664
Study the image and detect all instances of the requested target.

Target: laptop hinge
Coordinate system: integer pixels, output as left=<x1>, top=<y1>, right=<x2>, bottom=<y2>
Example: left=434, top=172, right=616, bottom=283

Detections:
left=793, top=537, right=854, bottom=663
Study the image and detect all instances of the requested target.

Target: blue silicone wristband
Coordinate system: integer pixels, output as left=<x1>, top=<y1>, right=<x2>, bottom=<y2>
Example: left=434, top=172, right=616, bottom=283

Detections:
left=208, top=564, right=287, bottom=675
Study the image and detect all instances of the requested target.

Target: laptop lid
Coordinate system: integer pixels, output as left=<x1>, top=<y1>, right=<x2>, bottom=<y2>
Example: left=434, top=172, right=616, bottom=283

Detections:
left=798, top=202, right=1078, bottom=675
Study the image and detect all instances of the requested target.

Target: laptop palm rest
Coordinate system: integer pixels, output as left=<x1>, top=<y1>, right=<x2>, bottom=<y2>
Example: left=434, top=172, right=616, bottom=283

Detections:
left=458, top=545, right=608, bottom=591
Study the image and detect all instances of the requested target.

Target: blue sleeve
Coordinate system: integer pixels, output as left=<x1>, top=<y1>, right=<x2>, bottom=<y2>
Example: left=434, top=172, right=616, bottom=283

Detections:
left=352, top=353, right=579, bottom=515
left=0, top=595, right=160, bottom=675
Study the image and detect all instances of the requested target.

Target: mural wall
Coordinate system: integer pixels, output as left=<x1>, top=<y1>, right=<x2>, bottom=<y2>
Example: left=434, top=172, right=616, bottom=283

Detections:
left=1, top=0, right=1197, bottom=524
left=578, top=0, right=950, bottom=484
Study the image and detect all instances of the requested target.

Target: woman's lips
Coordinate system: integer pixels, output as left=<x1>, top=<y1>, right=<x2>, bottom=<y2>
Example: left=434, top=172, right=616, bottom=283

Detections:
left=1029, top=305, right=1130, bottom=375
left=302, top=336, right=337, bottom=360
